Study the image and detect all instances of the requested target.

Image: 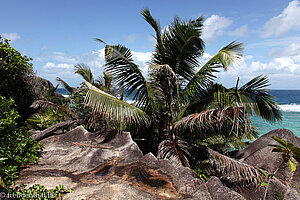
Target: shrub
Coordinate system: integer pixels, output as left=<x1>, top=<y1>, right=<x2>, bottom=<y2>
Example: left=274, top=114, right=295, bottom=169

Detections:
left=0, top=96, right=43, bottom=186
left=0, top=36, right=35, bottom=120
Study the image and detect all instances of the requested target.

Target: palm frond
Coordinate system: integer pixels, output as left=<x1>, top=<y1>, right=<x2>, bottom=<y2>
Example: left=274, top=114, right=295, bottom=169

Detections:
left=174, top=106, right=252, bottom=138
left=151, top=15, right=205, bottom=81
left=206, top=147, right=263, bottom=185
left=56, top=77, right=74, bottom=93
left=84, top=82, right=150, bottom=127
left=236, top=75, right=282, bottom=122
left=211, top=41, right=243, bottom=70
left=74, top=63, right=94, bottom=84
left=141, top=8, right=163, bottom=47
left=104, top=44, right=154, bottom=110
left=94, top=38, right=107, bottom=44
left=149, top=64, right=180, bottom=111
left=157, top=137, right=190, bottom=167
left=180, top=41, right=243, bottom=103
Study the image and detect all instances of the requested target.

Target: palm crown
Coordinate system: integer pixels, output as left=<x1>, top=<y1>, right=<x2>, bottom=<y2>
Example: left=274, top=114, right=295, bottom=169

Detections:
left=83, top=8, right=282, bottom=185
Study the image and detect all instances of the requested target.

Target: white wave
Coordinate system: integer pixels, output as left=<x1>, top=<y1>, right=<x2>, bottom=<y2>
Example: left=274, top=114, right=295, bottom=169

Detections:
left=279, top=103, right=300, bottom=112
left=125, top=100, right=135, bottom=104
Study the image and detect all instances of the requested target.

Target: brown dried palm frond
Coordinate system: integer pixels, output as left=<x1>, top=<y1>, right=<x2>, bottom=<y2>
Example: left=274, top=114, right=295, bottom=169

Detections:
left=157, top=137, right=190, bottom=167
left=173, top=106, right=252, bottom=137
left=206, top=147, right=263, bottom=185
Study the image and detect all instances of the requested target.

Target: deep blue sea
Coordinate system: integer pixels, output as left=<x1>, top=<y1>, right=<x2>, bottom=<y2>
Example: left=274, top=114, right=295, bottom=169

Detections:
left=251, top=90, right=300, bottom=138
left=57, top=88, right=300, bottom=138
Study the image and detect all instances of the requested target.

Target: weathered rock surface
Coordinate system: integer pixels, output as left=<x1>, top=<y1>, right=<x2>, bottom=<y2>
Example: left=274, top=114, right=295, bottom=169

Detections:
left=17, top=126, right=214, bottom=199
left=29, top=76, right=63, bottom=100
left=206, top=177, right=246, bottom=200
left=17, top=127, right=300, bottom=199
left=233, top=129, right=300, bottom=200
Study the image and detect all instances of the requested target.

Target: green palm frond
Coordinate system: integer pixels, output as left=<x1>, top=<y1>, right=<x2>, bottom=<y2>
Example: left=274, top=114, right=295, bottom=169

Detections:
left=149, top=15, right=205, bottom=81
left=141, top=8, right=163, bottom=47
left=103, top=44, right=154, bottom=110
left=206, top=147, right=263, bottom=185
left=157, top=137, right=190, bottom=167
left=236, top=75, right=282, bottom=122
left=181, top=41, right=243, bottom=103
left=56, top=77, right=74, bottom=93
left=74, top=64, right=94, bottom=84
left=84, top=82, right=150, bottom=127
left=210, top=41, right=243, bottom=70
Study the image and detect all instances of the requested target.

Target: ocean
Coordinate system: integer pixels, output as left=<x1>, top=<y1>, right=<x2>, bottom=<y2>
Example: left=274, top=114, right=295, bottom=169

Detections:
left=57, top=88, right=300, bottom=138
left=252, top=90, right=300, bottom=138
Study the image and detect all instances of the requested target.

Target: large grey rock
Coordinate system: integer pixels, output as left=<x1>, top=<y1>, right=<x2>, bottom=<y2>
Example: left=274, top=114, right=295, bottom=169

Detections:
left=17, top=126, right=212, bottom=199
left=29, top=76, right=63, bottom=100
left=206, top=177, right=246, bottom=200
left=233, top=129, right=300, bottom=200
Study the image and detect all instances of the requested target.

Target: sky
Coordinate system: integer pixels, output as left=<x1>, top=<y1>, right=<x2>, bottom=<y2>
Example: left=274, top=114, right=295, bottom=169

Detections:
left=1, top=0, right=300, bottom=89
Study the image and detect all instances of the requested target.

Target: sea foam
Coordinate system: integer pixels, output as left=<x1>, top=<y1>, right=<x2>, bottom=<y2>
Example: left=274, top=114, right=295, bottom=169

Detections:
left=279, top=103, right=300, bottom=112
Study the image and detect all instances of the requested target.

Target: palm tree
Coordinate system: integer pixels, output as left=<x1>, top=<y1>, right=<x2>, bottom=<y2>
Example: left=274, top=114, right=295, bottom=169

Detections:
left=84, top=9, right=282, bottom=185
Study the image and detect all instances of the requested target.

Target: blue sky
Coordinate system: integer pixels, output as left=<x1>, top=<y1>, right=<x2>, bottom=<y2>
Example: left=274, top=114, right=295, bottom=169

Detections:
left=2, top=0, right=300, bottom=89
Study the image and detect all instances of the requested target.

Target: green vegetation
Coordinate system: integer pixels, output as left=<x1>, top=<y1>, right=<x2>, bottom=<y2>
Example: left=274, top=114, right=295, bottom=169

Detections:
left=0, top=8, right=293, bottom=198
left=26, top=103, right=70, bottom=130
left=0, top=96, right=43, bottom=186
left=0, top=36, right=35, bottom=120
left=83, top=8, right=282, bottom=184
left=256, top=137, right=300, bottom=200
left=269, top=136, right=300, bottom=172
left=10, top=184, right=71, bottom=200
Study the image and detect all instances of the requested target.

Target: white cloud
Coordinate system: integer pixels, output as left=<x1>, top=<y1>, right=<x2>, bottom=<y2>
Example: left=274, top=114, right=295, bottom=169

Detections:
left=125, top=34, right=140, bottom=43
left=202, top=15, right=232, bottom=42
left=36, top=45, right=300, bottom=89
left=36, top=48, right=153, bottom=86
left=268, top=42, right=300, bottom=57
left=228, top=25, right=248, bottom=37
left=42, top=62, right=73, bottom=74
left=2, top=32, right=20, bottom=42
left=217, top=54, right=300, bottom=89
left=52, top=52, right=77, bottom=63
left=132, top=51, right=152, bottom=74
left=39, top=62, right=77, bottom=85
left=261, top=0, right=300, bottom=38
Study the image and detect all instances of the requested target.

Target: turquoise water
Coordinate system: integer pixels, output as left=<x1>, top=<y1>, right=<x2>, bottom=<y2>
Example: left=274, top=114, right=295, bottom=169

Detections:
left=251, top=90, right=300, bottom=138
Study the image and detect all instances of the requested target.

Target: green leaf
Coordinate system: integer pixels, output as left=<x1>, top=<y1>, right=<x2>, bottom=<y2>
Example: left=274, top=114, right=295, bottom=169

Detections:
left=272, top=148, right=286, bottom=153
left=261, top=182, right=268, bottom=186
left=259, top=169, right=268, bottom=177
left=103, top=44, right=155, bottom=110
left=84, top=82, right=150, bottom=127
left=267, top=174, right=274, bottom=179
left=74, top=64, right=94, bottom=84
left=289, top=159, right=296, bottom=172
left=272, top=136, right=288, bottom=147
